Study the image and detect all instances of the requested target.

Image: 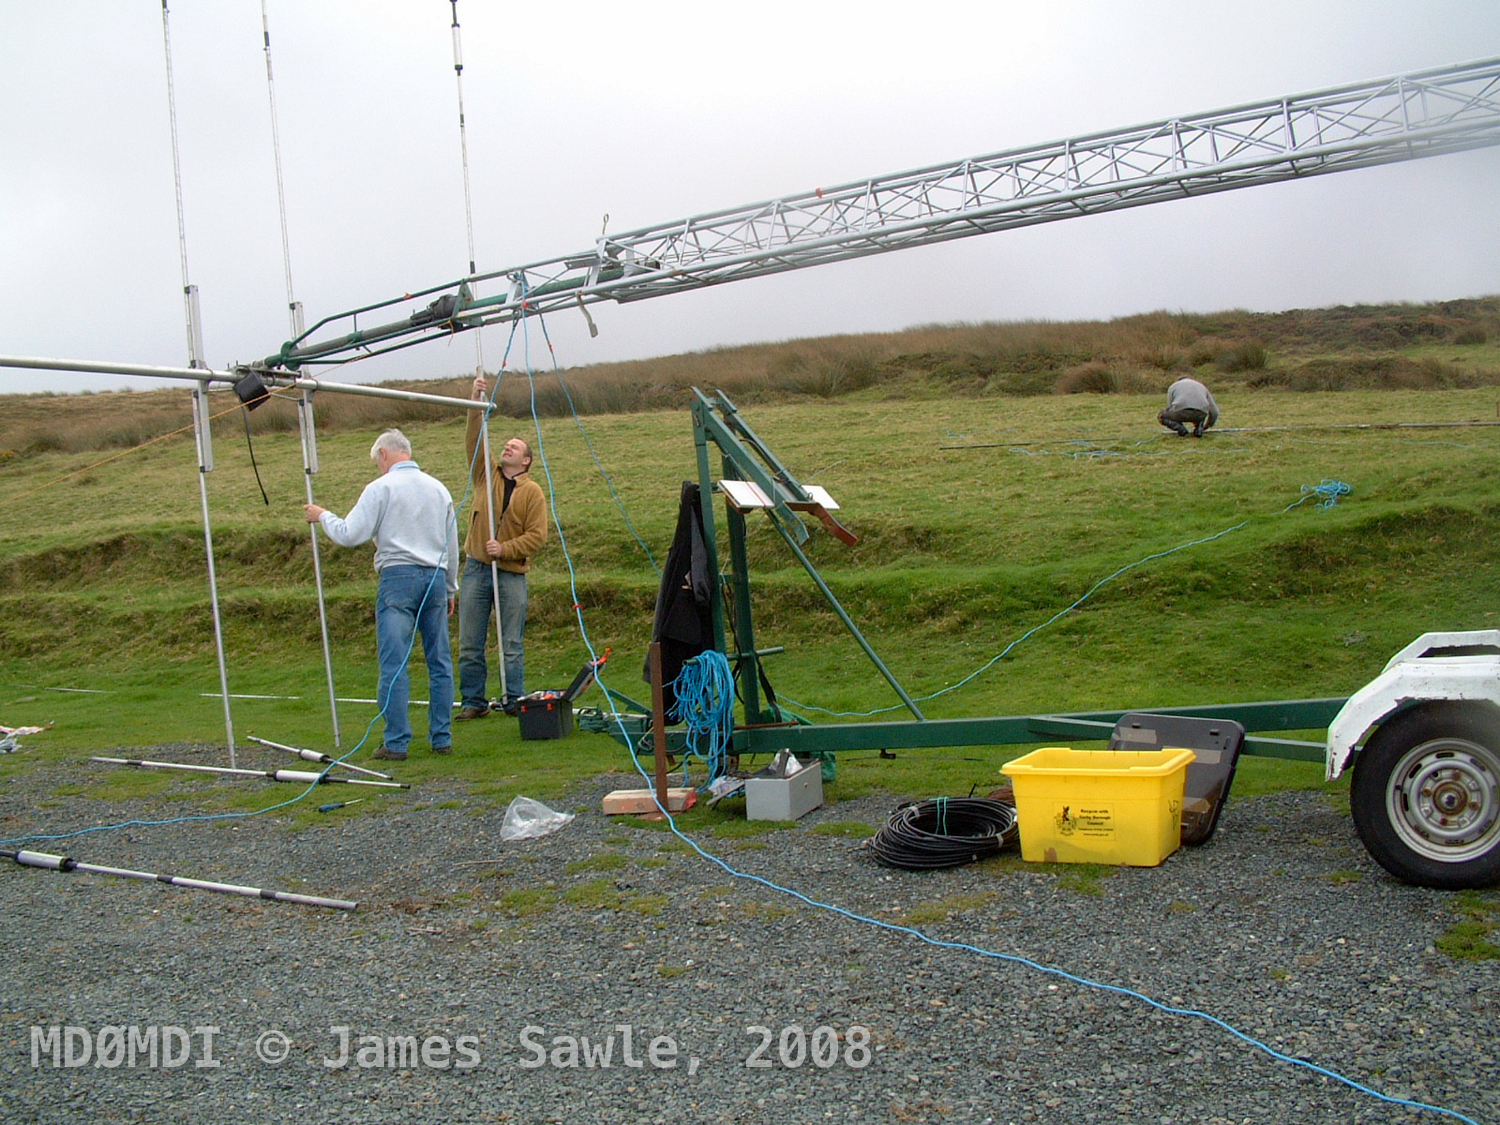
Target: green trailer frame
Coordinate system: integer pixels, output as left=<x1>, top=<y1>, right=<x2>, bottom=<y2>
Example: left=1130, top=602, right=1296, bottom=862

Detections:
left=609, top=390, right=1341, bottom=767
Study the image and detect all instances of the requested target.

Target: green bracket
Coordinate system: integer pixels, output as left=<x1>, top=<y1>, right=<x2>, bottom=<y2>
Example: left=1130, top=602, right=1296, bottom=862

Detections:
left=690, top=388, right=922, bottom=726
left=607, top=393, right=1344, bottom=772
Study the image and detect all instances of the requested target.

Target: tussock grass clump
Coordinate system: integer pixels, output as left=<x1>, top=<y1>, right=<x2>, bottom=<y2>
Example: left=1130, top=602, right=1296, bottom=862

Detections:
left=1053, top=361, right=1161, bottom=395
left=1279, top=355, right=1463, bottom=392
left=1215, top=342, right=1268, bottom=373
left=1055, top=362, right=1122, bottom=394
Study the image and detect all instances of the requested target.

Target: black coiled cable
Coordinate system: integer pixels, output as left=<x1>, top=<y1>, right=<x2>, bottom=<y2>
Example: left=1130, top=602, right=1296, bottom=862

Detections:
left=865, top=797, right=1019, bottom=870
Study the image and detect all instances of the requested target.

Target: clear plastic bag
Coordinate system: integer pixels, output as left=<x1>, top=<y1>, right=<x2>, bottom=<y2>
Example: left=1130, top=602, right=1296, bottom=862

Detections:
left=499, top=796, right=576, bottom=841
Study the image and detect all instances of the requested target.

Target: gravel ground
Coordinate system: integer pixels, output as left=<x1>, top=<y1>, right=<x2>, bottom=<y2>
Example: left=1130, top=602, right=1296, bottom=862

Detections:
left=0, top=747, right=1496, bottom=1125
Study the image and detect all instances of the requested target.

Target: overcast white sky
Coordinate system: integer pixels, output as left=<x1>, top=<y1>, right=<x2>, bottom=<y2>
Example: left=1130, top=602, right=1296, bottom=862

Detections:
left=3, top=1, right=1499, bottom=395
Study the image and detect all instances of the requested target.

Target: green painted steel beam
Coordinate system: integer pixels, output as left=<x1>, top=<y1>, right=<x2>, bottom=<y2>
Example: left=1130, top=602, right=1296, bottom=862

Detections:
left=1058, top=698, right=1346, bottom=731
left=731, top=698, right=1348, bottom=757
left=1239, top=736, right=1326, bottom=763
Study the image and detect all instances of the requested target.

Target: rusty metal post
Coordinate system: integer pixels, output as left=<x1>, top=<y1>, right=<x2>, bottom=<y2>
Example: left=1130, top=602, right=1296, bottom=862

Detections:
left=649, top=641, right=669, bottom=813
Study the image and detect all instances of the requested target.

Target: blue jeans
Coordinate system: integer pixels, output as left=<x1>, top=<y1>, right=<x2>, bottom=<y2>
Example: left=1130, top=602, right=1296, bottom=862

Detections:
left=458, top=556, right=528, bottom=709
left=375, top=565, right=454, bottom=753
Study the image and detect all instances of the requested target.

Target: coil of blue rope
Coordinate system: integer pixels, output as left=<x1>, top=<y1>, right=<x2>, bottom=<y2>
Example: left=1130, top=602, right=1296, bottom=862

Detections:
left=669, top=651, right=735, bottom=786
left=1288, top=479, right=1351, bottom=511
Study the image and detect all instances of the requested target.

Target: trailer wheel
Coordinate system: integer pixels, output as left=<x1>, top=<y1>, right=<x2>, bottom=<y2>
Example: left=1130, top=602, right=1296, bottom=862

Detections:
left=1351, top=705, right=1500, bottom=889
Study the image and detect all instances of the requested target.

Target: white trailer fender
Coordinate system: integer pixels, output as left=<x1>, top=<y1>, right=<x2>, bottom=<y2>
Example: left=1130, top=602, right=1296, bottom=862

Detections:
left=1326, top=631, right=1500, bottom=780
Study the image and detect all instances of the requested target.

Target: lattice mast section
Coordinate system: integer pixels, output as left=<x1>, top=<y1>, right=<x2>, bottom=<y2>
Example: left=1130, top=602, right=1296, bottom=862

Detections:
left=266, top=57, right=1500, bottom=370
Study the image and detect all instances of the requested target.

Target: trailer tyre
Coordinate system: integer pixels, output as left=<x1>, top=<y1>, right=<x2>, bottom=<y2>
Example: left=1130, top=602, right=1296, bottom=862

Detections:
left=1351, top=705, right=1500, bottom=889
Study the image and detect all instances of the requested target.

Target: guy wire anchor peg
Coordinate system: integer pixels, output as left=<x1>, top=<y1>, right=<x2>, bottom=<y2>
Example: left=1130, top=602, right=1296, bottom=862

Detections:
left=248, top=735, right=393, bottom=781
left=318, top=798, right=363, bottom=814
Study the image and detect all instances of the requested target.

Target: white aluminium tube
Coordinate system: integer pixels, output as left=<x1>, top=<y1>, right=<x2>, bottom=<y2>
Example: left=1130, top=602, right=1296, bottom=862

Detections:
left=191, top=385, right=237, bottom=767
left=297, top=389, right=341, bottom=748
left=4, top=849, right=357, bottom=911
left=480, top=415, right=508, bottom=703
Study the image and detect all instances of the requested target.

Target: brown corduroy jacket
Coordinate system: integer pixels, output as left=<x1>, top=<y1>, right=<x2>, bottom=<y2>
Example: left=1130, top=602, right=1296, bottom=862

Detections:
left=463, top=412, right=548, bottom=573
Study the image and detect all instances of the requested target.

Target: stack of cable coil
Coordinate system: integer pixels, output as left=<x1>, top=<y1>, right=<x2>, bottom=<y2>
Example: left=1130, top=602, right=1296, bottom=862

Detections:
left=865, top=797, right=1019, bottom=870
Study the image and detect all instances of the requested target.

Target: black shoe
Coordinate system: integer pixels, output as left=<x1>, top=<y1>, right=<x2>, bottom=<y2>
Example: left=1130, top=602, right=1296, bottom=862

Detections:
left=431, top=744, right=452, bottom=755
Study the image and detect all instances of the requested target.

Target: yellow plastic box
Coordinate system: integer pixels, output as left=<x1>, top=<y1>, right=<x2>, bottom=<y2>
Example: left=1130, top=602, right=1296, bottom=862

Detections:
left=1000, top=746, right=1196, bottom=866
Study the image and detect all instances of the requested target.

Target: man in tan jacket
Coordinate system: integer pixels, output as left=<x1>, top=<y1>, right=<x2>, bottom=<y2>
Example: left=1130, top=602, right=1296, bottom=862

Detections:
left=456, top=375, right=549, bottom=719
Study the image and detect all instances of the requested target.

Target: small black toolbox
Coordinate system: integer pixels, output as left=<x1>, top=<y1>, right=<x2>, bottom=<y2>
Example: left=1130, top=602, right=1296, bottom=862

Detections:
left=513, top=652, right=606, bottom=741
left=516, top=695, right=573, bottom=741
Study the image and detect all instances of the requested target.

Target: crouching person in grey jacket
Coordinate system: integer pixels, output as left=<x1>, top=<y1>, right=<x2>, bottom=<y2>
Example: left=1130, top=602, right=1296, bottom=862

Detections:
left=1159, top=377, right=1220, bottom=438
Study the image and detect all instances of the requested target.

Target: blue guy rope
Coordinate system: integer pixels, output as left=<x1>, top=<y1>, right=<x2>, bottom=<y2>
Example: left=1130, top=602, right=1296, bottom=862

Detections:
left=787, top=477, right=1354, bottom=720
left=619, top=740, right=1486, bottom=1125
left=17, top=310, right=1479, bottom=1125
left=0, top=335, right=537, bottom=850
left=530, top=304, right=661, bottom=575
left=1287, top=478, right=1352, bottom=510
left=784, top=520, right=1249, bottom=719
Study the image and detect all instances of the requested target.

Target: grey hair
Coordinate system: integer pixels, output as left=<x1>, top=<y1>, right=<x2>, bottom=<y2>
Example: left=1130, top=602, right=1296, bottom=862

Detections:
left=370, top=429, right=412, bottom=461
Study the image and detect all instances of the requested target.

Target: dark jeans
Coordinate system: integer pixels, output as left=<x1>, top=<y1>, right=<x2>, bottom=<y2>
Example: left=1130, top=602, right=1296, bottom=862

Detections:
left=374, top=565, right=454, bottom=752
left=1159, top=406, right=1210, bottom=436
left=458, top=556, right=528, bottom=709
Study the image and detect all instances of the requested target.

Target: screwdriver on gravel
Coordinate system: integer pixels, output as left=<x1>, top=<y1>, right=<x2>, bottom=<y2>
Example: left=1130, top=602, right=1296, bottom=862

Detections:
left=317, top=798, right=363, bottom=813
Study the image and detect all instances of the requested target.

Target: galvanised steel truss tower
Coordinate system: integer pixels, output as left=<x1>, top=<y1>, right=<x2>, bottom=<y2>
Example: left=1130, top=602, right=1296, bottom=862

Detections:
left=263, top=56, right=1500, bottom=372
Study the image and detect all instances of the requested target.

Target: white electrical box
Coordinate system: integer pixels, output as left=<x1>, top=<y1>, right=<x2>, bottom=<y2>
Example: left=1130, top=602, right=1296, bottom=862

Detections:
left=745, top=760, right=824, bottom=821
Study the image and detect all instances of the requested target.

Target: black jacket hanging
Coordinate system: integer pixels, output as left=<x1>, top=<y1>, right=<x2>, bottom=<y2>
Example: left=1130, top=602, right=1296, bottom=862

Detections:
left=645, top=482, right=715, bottom=716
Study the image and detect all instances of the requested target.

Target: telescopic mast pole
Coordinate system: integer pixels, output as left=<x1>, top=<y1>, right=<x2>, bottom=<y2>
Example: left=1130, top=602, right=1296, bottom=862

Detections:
left=163, top=0, right=236, bottom=766
left=480, top=417, right=509, bottom=705
left=91, top=756, right=409, bottom=788
left=3, top=849, right=357, bottom=911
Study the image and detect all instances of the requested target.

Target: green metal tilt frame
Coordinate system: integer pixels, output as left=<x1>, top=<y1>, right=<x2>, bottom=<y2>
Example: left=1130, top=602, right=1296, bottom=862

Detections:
left=648, top=389, right=1342, bottom=765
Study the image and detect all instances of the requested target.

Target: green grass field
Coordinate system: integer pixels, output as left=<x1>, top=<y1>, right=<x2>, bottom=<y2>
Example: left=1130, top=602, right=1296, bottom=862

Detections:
left=5, top=305, right=1500, bottom=812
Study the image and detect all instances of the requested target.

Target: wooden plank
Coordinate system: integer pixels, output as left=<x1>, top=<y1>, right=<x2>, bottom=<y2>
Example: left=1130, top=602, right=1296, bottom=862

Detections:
left=601, top=788, right=697, bottom=815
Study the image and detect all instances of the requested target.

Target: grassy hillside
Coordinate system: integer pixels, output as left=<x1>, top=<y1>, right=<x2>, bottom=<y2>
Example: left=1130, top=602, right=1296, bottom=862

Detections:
left=4, top=299, right=1500, bottom=803
left=3, top=298, right=1498, bottom=456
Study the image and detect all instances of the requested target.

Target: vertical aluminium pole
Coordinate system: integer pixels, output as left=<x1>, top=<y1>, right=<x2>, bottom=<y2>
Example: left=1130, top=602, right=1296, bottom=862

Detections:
left=191, top=373, right=236, bottom=766
left=297, top=385, right=341, bottom=747
left=260, top=6, right=334, bottom=742
left=448, top=0, right=484, bottom=379
left=451, top=0, right=504, bottom=708
left=479, top=416, right=508, bottom=705
left=164, top=1, right=235, bottom=764
left=691, top=401, right=728, bottom=657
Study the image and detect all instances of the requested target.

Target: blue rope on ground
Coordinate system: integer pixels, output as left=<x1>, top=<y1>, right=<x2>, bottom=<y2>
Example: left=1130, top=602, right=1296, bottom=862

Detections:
left=10, top=323, right=1477, bottom=1125
left=622, top=743, right=1485, bottom=1125
left=1287, top=478, right=1352, bottom=510
left=786, top=477, right=1354, bottom=720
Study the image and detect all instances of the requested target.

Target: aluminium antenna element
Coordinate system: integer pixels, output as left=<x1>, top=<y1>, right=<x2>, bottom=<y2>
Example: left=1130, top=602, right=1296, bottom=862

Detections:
left=247, top=736, right=391, bottom=780
left=91, top=756, right=409, bottom=788
left=3, top=849, right=357, bottom=911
